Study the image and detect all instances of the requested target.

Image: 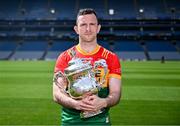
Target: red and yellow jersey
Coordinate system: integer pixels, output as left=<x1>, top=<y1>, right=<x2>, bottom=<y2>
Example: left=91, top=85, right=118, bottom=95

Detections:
left=55, top=44, right=121, bottom=87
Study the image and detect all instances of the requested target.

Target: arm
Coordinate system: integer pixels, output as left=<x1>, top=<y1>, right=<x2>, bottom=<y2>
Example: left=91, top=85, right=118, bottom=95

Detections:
left=105, top=53, right=122, bottom=107
left=104, top=77, right=122, bottom=107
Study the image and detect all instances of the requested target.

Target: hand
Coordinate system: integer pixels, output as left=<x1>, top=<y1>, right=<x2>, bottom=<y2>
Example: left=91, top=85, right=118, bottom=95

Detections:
left=81, top=95, right=107, bottom=112
left=73, top=97, right=95, bottom=111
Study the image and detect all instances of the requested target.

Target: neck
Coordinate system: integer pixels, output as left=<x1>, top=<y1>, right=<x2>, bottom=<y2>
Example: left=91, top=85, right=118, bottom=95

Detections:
left=79, top=41, right=98, bottom=53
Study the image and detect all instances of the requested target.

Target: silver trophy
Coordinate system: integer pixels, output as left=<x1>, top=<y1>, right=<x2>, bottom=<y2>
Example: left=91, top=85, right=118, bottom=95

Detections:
left=62, top=50, right=108, bottom=118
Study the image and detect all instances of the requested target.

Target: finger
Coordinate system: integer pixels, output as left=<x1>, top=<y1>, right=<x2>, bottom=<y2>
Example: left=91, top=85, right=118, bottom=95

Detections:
left=82, top=96, right=94, bottom=105
left=80, top=102, right=95, bottom=111
left=82, top=92, right=93, bottom=99
left=87, top=95, right=98, bottom=101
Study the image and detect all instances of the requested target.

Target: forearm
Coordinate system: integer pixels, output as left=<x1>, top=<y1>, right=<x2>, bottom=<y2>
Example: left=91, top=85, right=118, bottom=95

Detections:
left=104, top=78, right=122, bottom=108
left=105, top=92, right=121, bottom=108
left=85, top=92, right=121, bottom=111
left=53, top=89, right=77, bottom=109
left=53, top=79, right=78, bottom=110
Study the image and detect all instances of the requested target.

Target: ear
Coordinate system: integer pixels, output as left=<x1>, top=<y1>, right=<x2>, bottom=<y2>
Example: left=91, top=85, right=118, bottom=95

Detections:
left=97, top=24, right=101, bottom=33
left=74, top=25, right=79, bottom=34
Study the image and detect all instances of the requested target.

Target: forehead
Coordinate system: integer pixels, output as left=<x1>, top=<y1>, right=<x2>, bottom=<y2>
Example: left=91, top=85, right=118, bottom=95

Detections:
left=77, top=14, right=98, bottom=24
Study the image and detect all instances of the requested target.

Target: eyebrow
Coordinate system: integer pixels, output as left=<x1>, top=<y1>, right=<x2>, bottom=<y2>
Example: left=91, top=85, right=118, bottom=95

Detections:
left=80, top=22, right=97, bottom=25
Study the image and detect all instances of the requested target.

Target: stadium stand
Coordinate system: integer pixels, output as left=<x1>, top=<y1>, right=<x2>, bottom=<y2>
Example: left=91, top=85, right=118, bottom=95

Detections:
left=10, top=41, right=48, bottom=60
left=113, top=41, right=146, bottom=60
left=0, top=40, right=17, bottom=59
left=146, top=40, right=180, bottom=60
left=0, top=0, right=180, bottom=60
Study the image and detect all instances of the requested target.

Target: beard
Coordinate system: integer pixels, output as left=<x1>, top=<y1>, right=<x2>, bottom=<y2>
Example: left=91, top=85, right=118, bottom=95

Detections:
left=80, top=34, right=97, bottom=43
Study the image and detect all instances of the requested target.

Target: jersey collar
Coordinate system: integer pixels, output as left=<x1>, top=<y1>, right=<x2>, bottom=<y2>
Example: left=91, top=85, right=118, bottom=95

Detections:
left=76, top=44, right=100, bottom=55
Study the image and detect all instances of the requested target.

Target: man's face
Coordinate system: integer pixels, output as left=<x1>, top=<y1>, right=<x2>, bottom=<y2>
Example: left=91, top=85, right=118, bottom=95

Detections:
left=74, top=14, right=101, bottom=43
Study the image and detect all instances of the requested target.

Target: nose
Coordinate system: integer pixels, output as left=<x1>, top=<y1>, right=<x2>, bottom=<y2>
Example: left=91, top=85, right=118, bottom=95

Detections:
left=86, top=25, right=91, bottom=32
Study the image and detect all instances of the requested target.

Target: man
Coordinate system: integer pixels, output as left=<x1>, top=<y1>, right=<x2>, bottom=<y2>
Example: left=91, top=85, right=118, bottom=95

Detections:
left=53, top=8, right=122, bottom=125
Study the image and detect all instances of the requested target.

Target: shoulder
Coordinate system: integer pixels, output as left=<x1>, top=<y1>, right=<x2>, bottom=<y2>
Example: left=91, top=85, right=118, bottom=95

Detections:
left=100, top=46, right=119, bottom=59
left=55, top=46, right=76, bottom=73
left=100, top=47, right=121, bottom=77
left=99, top=46, right=121, bottom=69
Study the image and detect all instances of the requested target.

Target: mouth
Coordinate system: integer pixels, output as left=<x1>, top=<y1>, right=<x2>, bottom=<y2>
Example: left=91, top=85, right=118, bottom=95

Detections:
left=84, top=34, right=91, bottom=36
left=84, top=32, right=92, bottom=35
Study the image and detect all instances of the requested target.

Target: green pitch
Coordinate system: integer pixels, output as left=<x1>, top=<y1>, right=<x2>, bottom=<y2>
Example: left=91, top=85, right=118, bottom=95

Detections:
left=0, top=61, right=180, bottom=125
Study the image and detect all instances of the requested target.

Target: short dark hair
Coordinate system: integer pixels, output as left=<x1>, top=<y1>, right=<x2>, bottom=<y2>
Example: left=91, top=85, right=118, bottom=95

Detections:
left=76, top=8, right=99, bottom=24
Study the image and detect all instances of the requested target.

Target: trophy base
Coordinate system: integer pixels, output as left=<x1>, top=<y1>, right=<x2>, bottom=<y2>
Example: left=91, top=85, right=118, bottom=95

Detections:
left=80, top=109, right=103, bottom=118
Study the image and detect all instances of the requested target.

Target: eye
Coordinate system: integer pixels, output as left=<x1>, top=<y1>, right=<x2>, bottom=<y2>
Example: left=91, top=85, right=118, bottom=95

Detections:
left=90, top=23, right=96, bottom=26
left=80, top=23, right=86, bottom=27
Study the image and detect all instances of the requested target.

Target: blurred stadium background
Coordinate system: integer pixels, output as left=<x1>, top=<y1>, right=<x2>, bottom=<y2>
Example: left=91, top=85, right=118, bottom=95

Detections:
left=0, top=0, right=180, bottom=125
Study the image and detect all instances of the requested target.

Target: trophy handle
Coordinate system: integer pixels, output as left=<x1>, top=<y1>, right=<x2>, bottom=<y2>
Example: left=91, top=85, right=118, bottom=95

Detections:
left=53, top=71, right=68, bottom=93
left=94, top=59, right=108, bottom=86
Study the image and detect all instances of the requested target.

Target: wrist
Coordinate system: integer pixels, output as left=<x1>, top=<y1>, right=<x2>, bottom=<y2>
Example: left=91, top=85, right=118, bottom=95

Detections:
left=71, top=99, right=78, bottom=109
left=103, top=98, right=108, bottom=108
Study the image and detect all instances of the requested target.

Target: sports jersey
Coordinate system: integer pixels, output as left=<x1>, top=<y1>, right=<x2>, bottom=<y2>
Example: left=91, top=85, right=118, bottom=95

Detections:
left=54, top=44, right=121, bottom=125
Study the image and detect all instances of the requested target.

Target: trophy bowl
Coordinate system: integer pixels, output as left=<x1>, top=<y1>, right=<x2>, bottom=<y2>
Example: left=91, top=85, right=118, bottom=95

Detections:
left=64, top=58, right=99, bottom=99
